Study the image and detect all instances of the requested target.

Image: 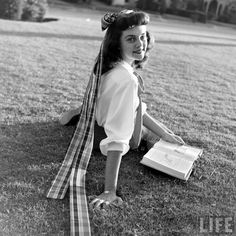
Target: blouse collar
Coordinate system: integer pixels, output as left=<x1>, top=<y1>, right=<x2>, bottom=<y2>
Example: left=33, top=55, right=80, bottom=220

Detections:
left=119, top=60, right=134, bottom=74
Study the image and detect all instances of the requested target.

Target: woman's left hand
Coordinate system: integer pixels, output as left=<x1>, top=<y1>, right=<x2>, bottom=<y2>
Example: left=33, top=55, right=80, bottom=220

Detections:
left=161, top=132, right=185, bottom=145
left=89, top=191, right=123, bottom=210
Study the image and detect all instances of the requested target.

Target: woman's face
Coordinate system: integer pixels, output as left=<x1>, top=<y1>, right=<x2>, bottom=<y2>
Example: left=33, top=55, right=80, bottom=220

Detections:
left=120, top=25, right=147, bottom=65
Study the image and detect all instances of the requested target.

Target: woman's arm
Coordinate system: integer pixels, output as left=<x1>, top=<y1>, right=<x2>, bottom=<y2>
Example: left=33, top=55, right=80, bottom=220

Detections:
left=90, top=68, right=139, bottom=208
left=143, top=112, right=185, bottom=145
left=105, top=150, right=122, bottom=192
left=89, top=150, right=123, bottom=208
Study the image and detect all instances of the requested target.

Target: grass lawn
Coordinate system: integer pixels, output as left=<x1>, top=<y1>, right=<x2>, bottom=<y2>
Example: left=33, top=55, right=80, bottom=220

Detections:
left=0, top=2, right=236, bottom=235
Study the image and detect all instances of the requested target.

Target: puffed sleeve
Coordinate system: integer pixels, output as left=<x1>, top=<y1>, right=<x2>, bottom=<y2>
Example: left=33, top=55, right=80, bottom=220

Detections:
left=99, top=68, right=138, bottom=156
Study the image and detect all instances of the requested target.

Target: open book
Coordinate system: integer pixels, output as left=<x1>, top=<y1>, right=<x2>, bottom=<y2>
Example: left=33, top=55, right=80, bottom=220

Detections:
left=140, top=140, right=203, bottom=181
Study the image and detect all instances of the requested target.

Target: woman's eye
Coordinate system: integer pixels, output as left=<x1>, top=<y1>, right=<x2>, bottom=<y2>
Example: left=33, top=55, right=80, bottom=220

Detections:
left=127, top=37, right=136, bottom=43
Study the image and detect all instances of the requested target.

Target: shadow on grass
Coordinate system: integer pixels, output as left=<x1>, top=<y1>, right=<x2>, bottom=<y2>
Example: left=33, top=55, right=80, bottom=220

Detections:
left=21, top=18, right=59, bottom=23
left=42, top=17, right=59, bottom=22
left=0, top=119, right=209, bottom=202
left=0, top=119, right=189, bottom=202
left=0, top=119, right=188, bottom=188
left=0, top=30, right=103, bottom=41
left=1, top=29, right=236, bottom=47
left=0, top=121, right=75, bottom=196
left=0, top=121, right=75, bottom=234
left=0, top=121, right=115, bottom=234
left=1, top=120, right=235, bottom=235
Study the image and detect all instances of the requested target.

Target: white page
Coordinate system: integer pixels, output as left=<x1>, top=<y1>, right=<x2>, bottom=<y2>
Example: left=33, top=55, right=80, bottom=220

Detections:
left=143, top=148, right=193, bottom=175
left=154, top=139, right=202, bottom=161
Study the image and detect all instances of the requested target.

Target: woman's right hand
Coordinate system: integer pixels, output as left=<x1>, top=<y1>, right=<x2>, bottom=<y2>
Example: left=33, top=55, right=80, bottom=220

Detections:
left=161, top=131, right=185, bottom=145
left=89, top=191, right=123, bottom=209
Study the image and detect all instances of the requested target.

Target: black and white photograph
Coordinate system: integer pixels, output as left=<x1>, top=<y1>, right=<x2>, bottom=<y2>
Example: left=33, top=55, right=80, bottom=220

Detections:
left=0, top=0, right=235, bottom=235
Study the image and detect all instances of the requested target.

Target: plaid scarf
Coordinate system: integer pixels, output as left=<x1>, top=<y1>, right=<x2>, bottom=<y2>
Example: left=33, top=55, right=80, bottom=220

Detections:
left=47, top=25, right=145, bottom=235
left=47, top=44, right=103, bottom=236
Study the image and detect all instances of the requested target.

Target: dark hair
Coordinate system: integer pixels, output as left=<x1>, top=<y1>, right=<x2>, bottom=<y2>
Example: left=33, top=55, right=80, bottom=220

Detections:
left=96, top=10, right=154, bottom=75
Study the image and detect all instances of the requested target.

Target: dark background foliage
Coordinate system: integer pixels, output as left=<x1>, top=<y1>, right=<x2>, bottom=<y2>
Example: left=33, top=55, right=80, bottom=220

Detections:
left=0, top=0, right=48, bottom=22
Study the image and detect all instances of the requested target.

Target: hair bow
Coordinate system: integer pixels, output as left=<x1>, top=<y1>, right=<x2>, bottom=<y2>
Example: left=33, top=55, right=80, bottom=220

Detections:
left=101, top=12, right=118, bottom=31
left=101, top=10, right=134, bottom=31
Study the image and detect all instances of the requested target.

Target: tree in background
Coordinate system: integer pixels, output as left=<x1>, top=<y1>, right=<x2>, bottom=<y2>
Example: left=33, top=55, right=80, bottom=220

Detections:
left=186, top=0, right=204, bottom=11
left=0, top=0, right=24, bottom=20
left=0, top=0, right=48, bottom=22
left=137, top=0, right=160, bottom=11
left=22, top=0, right=48, bottom=22
left=160, top=0, right=167, bottom=14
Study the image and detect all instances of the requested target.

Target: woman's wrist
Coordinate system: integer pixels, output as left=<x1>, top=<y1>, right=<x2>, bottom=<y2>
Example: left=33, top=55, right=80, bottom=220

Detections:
left=104, top=190, right=116, bottom=195
left=104, top=190, right=114, bottom=193
left=104, top=187, right=116, bottom=193
left=104, top=184, right=117, bottom=194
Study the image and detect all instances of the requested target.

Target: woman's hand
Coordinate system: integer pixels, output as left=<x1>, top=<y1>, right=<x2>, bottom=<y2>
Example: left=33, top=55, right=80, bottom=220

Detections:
left=161, top=131, right=185, bottom=145
left=89, top=191, right=123, bottom=209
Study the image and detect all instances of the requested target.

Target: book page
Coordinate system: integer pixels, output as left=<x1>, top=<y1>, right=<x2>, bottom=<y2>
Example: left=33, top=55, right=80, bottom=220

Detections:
left=143, top=148, right=193, bottom=178
left=176, top=145, right=203, bottom=161
left=153, top=139, right=203, bottom=161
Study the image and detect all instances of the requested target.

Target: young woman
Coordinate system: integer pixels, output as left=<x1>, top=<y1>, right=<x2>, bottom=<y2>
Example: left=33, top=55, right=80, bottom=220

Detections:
left=59, top=10, right=184, bottom=209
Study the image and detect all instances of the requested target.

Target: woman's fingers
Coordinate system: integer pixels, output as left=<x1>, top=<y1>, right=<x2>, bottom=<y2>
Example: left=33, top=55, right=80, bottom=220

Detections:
left=162, top=131, right=185, bottom=145
left=89, top=195, right=123, bottom=210
left=173, top=135, right=185, bottom=145
left=95, top=199, right=105, bottom=209
left=91, top=198, right=108, bottom=209
left=90, top=197, right=110, bottom=209
left=90, top=198, right=103, bottom=208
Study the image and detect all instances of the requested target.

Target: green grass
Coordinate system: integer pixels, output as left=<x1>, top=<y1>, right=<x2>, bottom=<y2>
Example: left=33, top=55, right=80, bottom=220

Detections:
left=0, top=3, right=236, bottom=236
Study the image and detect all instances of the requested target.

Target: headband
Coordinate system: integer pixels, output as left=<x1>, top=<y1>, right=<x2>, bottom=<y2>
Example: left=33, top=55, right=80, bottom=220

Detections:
left=101, top=10, right=134, bottom=31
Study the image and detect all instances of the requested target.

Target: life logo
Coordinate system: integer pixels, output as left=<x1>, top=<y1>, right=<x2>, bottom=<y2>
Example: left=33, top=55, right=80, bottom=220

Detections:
left=197, top=215, right=235, bottom=235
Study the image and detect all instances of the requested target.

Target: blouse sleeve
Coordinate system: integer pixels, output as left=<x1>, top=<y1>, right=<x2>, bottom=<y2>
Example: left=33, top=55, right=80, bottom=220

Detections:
left=99, top=68, right=138, bottom=156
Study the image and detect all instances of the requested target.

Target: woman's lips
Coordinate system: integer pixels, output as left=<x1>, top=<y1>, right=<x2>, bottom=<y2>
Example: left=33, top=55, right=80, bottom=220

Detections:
left=133, top=49, right=143, bottom=54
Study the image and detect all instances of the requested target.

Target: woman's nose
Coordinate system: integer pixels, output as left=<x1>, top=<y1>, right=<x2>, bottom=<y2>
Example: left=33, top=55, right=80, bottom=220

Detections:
left=136, top=39, right=142, bottom=48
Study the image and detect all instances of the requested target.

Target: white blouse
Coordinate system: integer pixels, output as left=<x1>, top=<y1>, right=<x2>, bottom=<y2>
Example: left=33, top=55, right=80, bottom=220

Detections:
left=96, top=61, right=147, bottom=156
